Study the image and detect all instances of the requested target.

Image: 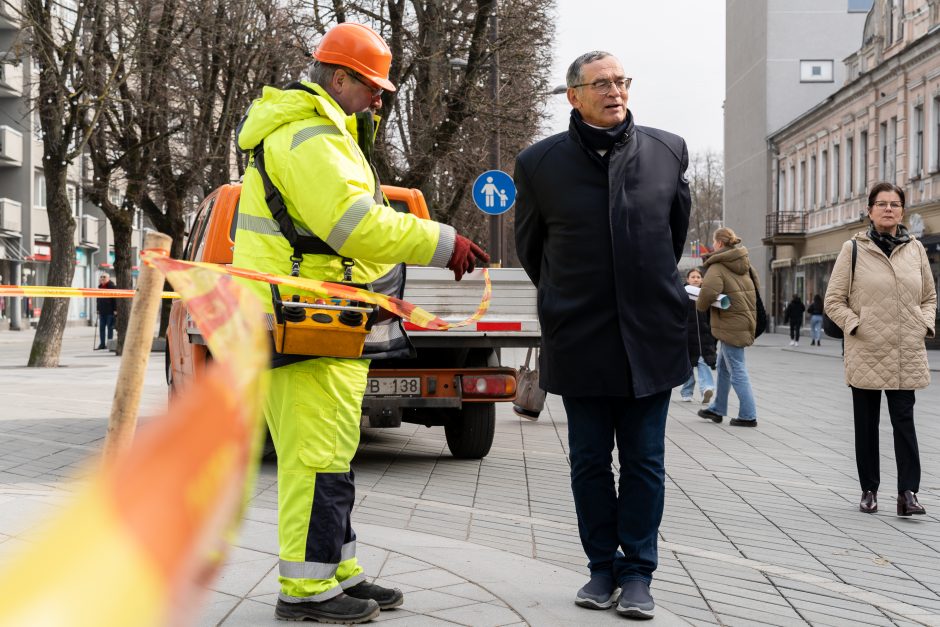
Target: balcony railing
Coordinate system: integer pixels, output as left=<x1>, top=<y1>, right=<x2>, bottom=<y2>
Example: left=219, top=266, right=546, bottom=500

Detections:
left=80, top=214, right=98, bottom=247
left=0, top=61, right=22, bottom=97
left=0, top=125, right=23, bottom=166
left=765, top=211, right=807, bottom=239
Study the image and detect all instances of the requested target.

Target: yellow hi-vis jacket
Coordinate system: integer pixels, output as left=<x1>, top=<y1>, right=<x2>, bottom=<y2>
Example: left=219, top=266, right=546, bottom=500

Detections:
left=232, top=81, right=455, bottom=311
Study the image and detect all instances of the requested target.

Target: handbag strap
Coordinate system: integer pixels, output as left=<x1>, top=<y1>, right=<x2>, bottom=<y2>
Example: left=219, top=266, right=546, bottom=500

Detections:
left=524, top=346, right=534, bottom=369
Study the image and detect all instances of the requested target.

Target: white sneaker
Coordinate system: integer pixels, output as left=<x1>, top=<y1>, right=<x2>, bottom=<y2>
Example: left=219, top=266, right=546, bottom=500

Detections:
left=789, top=340, right=796, bottom=346
left=794, top=341, right=799, bottom=347
left=680, top=396, right=693, bottom=402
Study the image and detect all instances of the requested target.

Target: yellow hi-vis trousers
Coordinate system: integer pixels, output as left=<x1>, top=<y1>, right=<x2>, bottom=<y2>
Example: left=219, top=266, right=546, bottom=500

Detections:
left=264, top=357, right=368, bottom=603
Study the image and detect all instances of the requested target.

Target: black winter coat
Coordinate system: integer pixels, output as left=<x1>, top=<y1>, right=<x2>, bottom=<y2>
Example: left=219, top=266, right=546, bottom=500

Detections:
left=687, top=298, right=717, bottom=369
left=783, top=299, right=805, bottom=325
left=96, top=280, right=117, bottom=316
left=514, top=112, right=692, bottom=398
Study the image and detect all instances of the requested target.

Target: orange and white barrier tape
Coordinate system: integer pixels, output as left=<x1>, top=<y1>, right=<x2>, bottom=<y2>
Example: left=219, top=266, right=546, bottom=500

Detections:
left=0, top=253, right=491, bottom=331
left=0, top=253, right=268, bottom=627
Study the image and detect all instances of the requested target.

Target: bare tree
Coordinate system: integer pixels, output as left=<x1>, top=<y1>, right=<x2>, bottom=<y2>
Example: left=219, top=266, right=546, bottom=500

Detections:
left=687, top=150, right=723, bottom=256
left=299, top=0, right=554, bottom=250
left=21, top=0, right=116, bottom=366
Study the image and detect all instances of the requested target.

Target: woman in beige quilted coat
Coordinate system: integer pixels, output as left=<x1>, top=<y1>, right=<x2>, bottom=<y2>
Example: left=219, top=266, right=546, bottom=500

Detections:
left=824, top=181, right=936, bottom=518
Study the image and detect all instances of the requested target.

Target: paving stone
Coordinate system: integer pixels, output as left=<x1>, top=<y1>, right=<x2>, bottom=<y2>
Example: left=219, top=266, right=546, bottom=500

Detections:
left=429, top=601, right=522, bottom=626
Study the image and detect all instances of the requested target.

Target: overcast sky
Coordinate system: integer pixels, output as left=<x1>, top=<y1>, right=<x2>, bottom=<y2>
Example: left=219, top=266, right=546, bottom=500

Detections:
left=542, top=0, right=726, bottom=154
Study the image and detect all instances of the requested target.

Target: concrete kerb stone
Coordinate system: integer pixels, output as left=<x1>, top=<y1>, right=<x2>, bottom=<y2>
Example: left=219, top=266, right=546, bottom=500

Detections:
left=357, top=523, right=687, bottom=626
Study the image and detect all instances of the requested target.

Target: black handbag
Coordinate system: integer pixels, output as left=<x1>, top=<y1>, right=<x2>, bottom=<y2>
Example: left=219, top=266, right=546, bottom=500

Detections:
left=823, top=240, right=857, bottom=339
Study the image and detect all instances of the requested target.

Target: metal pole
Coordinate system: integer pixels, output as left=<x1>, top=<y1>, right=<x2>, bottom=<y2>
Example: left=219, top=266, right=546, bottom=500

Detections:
left=488, top=0, right=502, bottom=267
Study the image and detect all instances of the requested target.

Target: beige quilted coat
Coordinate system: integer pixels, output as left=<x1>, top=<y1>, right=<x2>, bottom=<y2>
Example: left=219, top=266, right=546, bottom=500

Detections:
left=824, top=231, right=937, bottom=390
left=697, top=245, right=758, bottom=348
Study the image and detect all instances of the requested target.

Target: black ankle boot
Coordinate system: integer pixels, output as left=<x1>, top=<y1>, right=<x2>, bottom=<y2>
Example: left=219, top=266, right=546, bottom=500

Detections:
left=345, top=580, right=404, bottom=609
left=897, top=491, right=926, bottom=517
left=275, top=593, right=380, bottom=623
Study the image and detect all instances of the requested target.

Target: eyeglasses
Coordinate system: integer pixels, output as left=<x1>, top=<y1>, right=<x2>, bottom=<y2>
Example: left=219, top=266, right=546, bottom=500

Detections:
left=345, top=69, right=383, bottom=97
left=569, top=77, right=632, bottom=94
left=872, top=201, right=903, bottom=209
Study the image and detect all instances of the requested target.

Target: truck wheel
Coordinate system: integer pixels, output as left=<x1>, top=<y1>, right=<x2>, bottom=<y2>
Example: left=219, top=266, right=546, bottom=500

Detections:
left=444, top=402, right=495, bottom=459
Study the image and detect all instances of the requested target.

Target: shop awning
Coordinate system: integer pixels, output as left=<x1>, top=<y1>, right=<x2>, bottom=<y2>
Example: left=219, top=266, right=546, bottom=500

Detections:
left=770, top=258, right=793, bottom=269
left=799, top=251, right=840, bottom=265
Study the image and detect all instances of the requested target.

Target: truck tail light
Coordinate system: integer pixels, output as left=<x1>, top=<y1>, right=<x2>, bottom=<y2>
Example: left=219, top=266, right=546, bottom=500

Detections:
left=461, top=374, right=516, bottom=398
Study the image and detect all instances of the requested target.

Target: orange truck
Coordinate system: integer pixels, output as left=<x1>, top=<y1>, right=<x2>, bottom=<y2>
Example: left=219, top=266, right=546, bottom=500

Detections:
left=166, top=183, right=540, bottom=458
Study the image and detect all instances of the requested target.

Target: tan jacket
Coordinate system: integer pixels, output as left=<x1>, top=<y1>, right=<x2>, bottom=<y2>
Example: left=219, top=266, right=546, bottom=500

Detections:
left=824, top=231, right=936, bottom=390
left=697, top=245, right=758, bottom=348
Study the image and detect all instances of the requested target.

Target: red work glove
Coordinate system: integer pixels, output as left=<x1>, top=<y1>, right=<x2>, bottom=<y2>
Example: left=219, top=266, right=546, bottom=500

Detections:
left=447, top=234, right=490, bottom=281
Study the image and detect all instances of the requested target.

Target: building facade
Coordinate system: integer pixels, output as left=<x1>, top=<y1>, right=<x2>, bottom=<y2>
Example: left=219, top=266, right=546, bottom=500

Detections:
left=0, top=1, right=146, bottom=331
left=766, top=0, right=940, bottom=329
left=725, top=0, right=871, bottom=322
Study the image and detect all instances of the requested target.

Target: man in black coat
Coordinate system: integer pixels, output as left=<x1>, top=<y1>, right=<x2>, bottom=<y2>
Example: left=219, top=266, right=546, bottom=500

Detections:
left=95, top=272, right=117, bottom=350
left=514, top=51, right=691, bottom=620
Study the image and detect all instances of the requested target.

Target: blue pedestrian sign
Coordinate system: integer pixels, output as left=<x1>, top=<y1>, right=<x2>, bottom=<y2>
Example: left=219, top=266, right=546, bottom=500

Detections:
left=472, top=170, right=516, bottom=215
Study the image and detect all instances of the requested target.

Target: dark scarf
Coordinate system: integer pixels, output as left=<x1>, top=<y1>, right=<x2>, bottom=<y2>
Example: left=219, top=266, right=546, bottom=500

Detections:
left=570, top=109, right=633, bottom=154
left=868, top=223, right=911, bottom=257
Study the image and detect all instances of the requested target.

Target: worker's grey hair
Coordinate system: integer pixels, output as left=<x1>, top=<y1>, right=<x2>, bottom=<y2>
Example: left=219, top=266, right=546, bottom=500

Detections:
left=308, top=60, right=344, bottom=87
left=566, top=51, right=613, bottom=87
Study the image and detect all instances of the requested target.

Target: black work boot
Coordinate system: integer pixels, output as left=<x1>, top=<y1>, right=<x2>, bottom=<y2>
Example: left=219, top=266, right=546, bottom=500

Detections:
left=275, top=593, right=379, bottom=623
left=345, top=580, right=404, bottom=609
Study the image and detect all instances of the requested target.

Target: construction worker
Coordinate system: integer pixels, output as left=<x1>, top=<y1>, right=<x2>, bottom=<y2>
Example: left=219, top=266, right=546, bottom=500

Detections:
left=233, top=22, right=488, bottom=624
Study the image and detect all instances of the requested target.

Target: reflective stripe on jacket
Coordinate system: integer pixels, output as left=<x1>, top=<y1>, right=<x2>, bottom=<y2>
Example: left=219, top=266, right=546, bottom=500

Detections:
left=232, top=81, right=454, bottom=313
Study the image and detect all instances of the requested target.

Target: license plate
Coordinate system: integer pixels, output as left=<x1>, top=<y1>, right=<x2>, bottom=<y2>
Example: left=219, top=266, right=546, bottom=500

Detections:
left=365, top=377, right=421, bottom=397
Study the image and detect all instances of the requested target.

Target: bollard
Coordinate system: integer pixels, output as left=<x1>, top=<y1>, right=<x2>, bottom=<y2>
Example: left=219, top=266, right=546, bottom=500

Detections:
left=102, top=232, right=172, bottom=464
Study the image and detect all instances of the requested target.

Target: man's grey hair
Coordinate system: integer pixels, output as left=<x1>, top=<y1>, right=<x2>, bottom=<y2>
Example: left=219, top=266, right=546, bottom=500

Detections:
left=566, top=51, right=613, bottom=87
left=308, top=60, right=344, bottom=86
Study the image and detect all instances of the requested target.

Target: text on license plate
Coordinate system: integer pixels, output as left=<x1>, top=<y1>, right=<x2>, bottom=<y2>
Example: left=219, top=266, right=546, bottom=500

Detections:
left=365, top=377, right=421, bottom=397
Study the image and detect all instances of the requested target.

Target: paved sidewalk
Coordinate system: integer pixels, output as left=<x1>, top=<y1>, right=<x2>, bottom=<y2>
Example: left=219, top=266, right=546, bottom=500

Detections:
left=1, top=327, right=940, bottom=625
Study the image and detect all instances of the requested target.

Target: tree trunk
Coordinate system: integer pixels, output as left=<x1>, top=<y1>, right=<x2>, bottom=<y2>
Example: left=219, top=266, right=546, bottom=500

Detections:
left=27, top=173, right=76, bottom=367
left=111, top=214, right=135, bottom=356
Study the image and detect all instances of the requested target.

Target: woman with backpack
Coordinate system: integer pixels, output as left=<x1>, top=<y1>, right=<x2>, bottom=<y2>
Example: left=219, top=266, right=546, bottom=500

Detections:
left=695, top=227, right=759, bottom=427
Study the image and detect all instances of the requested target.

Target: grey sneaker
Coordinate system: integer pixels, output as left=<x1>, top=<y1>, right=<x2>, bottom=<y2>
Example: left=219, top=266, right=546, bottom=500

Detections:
left=616, top=580, right=654, bottom=619
left=575, top=574, right=619, bottom=609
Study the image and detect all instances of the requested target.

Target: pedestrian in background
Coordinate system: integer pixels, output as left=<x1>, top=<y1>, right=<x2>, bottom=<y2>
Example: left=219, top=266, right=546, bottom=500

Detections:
left=806, top=294, right=824, bottom=346
left=95, top=272, right=116, bottom=351
left=681, top=268, right=716, bottom=404
left=783, top=294, right=805, bottom=347
left=515, top=50, right=691, bottom=619
left=696, top=227, right=759, bottom=427
left=824, top=181, right=935, bottom=517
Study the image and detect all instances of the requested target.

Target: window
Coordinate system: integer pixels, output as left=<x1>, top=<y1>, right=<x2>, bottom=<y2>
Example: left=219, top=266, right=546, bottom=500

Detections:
left=846, top=137, right=854, bottom=196
left=800, top=60, right=834, bottom=83
left=860, top=131, right=868, bottom=191
left=809, top=155, right=817, bottom=208
left=34, top=172, right=46, bottom=208
left=880, top=121, right=888, bottom=180
left=788, top=166, right=796, bottom=211
left=933, top=97, right=940, bottom=172
left=67, top=184, right=78, bottom=217
left=888, top=0, right=903, bottom=44
left=799, top=160, right=806, bottom=212
left=888, top=117, right=898, bottom=181
left=777, top=168, right=785, bottom=211
left=847, top=0, right=874, bottom=12
left=832, top=144, right=840, bottom=202
left=821, top=150, right=828, bottom=206
left=914, top=104, right=924, bottom=177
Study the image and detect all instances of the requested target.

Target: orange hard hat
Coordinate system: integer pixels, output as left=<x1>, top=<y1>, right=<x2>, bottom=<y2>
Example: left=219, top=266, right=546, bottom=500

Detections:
left=313, top=22, right=396, bottom=92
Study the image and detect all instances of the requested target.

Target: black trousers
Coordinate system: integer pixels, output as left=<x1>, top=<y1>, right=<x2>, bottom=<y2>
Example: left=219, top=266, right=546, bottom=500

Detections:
left=789, top=321, right=801, bottom=342
left=563, top=391, right=669, bottom=585
left=850, top=387, right=921, bottom=493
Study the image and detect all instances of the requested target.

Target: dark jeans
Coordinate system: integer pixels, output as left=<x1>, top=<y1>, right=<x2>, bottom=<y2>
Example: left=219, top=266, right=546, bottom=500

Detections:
left=850, top=387, right=920, bottom=493
left=99, top=313, right=115, bottom=348
left=789, top=322, right=801, bottom=342
left=563, top=391, right=669, bottom=585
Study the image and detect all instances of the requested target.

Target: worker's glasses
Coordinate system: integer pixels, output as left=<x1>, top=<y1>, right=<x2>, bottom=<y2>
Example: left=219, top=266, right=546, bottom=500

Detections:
left=345, top=69, right=384, bottom=97
left=872, top=201, right=903, bottom=210
left=569, top=77, right=632, bottom=94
